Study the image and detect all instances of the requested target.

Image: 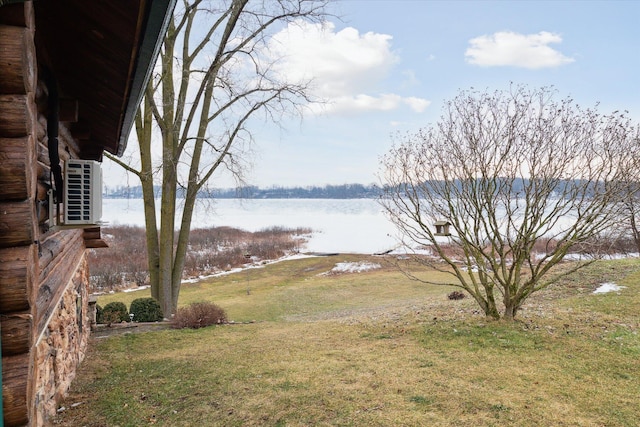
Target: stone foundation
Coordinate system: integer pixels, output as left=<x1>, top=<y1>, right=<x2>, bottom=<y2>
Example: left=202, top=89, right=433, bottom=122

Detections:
left=32, top=255, right=91, bottom=426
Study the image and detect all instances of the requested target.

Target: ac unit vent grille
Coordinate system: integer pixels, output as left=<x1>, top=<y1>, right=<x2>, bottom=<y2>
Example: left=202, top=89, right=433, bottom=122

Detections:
left=64, top=160, right=102, bottom=225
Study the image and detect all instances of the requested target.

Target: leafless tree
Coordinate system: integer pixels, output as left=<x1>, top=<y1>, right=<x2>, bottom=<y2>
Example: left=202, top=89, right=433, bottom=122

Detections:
left=619, top=181, right=640, bottom=253
left=107, top=0, right=329, bottom=316
left=380, top=85, right=639, bottom=320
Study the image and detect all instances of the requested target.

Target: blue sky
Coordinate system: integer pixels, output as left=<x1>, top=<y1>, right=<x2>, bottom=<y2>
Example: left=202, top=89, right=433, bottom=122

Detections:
left=105, top=0, right=640, bottom=189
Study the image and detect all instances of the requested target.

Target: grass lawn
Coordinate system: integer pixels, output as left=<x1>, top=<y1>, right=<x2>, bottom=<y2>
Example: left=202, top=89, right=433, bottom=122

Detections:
left=54, top=255, right=640, bottom=426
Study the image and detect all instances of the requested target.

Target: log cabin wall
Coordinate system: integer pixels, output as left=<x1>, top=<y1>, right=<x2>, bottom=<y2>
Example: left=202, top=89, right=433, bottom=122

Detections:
left=0, top=2, right=93, bottom=426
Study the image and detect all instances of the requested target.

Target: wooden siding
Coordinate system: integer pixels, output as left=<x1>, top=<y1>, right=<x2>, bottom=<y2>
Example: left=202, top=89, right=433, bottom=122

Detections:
left=0, top=4, right=37, bottom=423
left=0, top=3, right=92, bottom=425
left=1, top=0, right=173, bottom=423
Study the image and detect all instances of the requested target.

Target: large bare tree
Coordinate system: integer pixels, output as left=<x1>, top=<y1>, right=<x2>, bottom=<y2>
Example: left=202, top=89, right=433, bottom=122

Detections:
left=380, top=86, right=639, bottom=320
left=108, top=0, right=328, bottom=315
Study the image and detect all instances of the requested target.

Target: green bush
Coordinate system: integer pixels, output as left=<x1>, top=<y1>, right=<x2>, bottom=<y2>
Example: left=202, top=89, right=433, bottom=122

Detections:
left=172, top=302, right=227, bottom=329
left=129, top=297, right=164, bottom=322
left=102, top=301, right=129, bottom=324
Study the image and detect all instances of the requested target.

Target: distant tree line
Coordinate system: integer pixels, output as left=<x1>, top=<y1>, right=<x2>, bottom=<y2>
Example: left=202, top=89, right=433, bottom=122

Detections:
left=104, top=183, right=382, bottom=199
left=104, top=179, right=606, bottom=200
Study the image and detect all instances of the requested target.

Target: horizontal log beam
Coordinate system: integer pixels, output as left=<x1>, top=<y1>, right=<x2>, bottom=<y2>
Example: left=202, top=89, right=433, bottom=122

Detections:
left=0, top=24, right=36, bottom=94
left=0, top=199, right=36, bottom=248
left=37, top=136, right=48, bottom=165
left=0, top=93, right=35, bottom=140
left=82, top=230, right=101, bottom=240
left=36, top=111, right=46, bottom=141
left=38, top=230, right=78, bottom=276
left=0, top=94, right=35, bottom=138
left=0, top=136, right=35, bottom=200
left=36, top=235, right=84, bottom=336
left=2, top=353, right=30, bottom=426
left=0, top=1, right=33, bottom=27
left=84, top=239, right=109, bottom=249
left=0, top=245, right=35, bottom=312
left=36, top=159, right=49, bottom=183
left=58, top=123, right=80, bottom=158
left=83, top=227, right=109, bottom=248
left=36, top=182, right=48, bottom=201
left=1, top=313, right=32, bottom=357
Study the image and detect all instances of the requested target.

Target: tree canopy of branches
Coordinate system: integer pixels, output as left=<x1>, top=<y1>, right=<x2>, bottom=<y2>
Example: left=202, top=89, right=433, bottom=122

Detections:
left=380, top=85, right=639, bottom=320
left=108, top=0, right=329, bottom=316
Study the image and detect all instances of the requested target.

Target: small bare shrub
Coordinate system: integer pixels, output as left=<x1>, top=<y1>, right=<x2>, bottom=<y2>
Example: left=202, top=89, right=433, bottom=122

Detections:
left=572, top=235, right=638, bottom=255
left=88, top=225, right=148, bottom=292
left=447, top=291, right=466, bottom=300
left=91, top=269, right=123, bottom=291
left=172, top=302, right=227, bottom=329
left=183, top=226, right=311, bottom=277
left=89, top=225, right=311, bottom=289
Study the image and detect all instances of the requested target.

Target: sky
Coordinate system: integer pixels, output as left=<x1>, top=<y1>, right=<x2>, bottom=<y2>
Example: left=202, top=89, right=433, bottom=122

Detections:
left=103, top=0, right=640, bottom=189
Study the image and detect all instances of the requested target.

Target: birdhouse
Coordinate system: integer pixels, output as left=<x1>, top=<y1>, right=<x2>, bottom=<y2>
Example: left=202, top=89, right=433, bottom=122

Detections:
left=434, top=220, right=451, bottom=236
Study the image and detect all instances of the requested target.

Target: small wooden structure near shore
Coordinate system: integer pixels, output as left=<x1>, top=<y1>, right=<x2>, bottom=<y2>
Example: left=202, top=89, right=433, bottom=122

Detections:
left=434, top=220, right=452, bottom=237
left=0, top=1, right=174, bottom=425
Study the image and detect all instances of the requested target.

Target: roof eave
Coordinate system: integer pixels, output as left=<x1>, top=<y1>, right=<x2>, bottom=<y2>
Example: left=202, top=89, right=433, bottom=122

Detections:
left=116, top=0, right=175, bottom=157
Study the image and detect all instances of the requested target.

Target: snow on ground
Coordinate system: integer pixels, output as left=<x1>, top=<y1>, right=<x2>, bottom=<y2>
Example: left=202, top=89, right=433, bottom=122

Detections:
left=321, top=261, right=382, bottom=275
left=593, top=282, right=627, bottom=294
left=100, top=253, right=319, bottom=295
left=123, top=285, right=150, bottom=293
left=564, top=253, right=639, bottom=261
left=181, top=253, right=319, bottom=284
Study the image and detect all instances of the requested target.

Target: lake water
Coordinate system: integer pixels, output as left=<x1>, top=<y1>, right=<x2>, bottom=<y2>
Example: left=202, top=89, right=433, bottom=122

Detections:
left=102, top=198, right=401, bottom=254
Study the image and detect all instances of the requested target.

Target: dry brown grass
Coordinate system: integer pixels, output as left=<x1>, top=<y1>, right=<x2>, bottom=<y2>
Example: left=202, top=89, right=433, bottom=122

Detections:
left=55, top=255, right=640, bottom=426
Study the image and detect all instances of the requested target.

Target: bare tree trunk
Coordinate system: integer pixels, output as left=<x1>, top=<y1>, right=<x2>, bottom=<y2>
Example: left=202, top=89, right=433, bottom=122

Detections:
left=628, top=202, right=640, bottom=253
left=172, top=187, right=197, bottom=313
left=110, top=0, right=328, bottom=316
left=170, top=73, right=217, bottom=312
left=136, top=88, right=161, bottom=302
left=158, top=151, right=177, bottom=316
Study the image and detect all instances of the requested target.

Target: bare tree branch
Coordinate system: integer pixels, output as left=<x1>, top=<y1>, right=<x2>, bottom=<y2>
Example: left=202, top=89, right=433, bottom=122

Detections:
left=111, top=0, right=329, bottom=315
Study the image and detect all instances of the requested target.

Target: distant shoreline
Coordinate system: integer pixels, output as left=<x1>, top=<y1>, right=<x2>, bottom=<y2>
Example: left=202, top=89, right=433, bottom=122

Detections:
left=103, top=183, right=382, bottom=200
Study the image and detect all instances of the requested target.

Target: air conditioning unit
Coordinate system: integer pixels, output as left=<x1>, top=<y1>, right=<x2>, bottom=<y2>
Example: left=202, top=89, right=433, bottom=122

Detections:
left=63, top=159, right=103, bottom=225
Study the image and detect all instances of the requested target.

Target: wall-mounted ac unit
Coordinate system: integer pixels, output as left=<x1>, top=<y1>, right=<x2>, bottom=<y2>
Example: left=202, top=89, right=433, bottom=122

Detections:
left=63, top=159, right=103, bottom=225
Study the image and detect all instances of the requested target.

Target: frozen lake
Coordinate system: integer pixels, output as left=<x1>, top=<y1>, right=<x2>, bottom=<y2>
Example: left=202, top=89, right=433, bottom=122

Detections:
left=102, top=198, right=401, bottom=254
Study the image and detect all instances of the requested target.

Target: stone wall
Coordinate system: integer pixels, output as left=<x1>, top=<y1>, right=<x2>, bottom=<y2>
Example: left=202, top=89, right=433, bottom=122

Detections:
left=33, top=254, right=91, bottom=426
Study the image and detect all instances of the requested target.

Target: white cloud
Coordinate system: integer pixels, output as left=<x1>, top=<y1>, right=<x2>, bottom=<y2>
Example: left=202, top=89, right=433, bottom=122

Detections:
left=465, top=31, right=575, bottom=69
left=404, top=97, right=431, bottom=112
left=267, top=20, right=430, bottom=114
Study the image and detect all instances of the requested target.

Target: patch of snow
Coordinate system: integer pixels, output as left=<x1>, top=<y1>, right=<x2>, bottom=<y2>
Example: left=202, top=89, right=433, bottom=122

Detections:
left=554, top=253, right=638, bottom=261
left=123, top=285, right=150, bottom=293
left=386, top=245, right=433, bottom=256
left=282, top=253, right=318, bottom=261
left=593, top=282, right=627, bottom=294
left=322, top=261, right=382, bottom=275
left=180, top=253, right=319, bottom=284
